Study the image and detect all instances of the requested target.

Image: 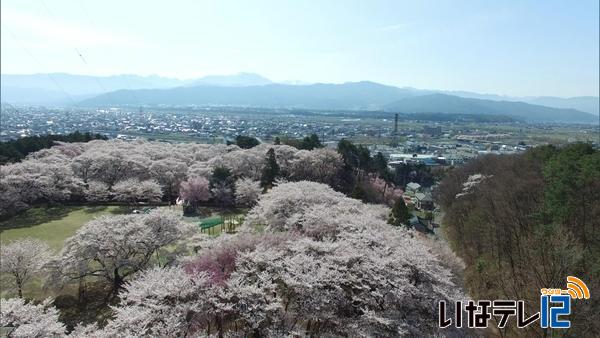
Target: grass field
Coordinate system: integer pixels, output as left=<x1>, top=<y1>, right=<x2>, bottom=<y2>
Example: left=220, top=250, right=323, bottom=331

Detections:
left=0, top=205, right=126, bottom=252
left=0, top=205, right=128, bottom=299
left=0, top=204, right=245, bottom=299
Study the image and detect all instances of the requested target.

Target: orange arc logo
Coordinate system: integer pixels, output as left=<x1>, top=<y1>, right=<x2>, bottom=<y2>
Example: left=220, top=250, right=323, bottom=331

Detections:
left=564, top=276, right=590, bottom=299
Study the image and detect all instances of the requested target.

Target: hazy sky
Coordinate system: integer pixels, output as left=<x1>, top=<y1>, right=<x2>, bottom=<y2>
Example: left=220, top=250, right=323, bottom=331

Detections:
left=1, top=0, right=598, bottom=97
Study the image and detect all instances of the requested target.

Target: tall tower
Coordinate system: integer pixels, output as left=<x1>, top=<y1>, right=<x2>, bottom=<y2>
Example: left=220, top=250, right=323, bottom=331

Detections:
left=391, top=113, right=399, bottom=147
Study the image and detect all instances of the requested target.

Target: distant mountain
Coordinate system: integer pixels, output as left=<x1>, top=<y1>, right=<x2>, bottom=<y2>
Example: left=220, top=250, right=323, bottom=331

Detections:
left=80, top=83, right=596, bottom=123
left=80, top=81, right=417, bottom=110
left=3, top=72, right=597, bottom=121
left=384, top=94, right=596, bottom=123
left=523, top=96, right=599, bottom=116
left=278, top=80, right=314, bottom=86
left=440, top=90, right=516, bottom=101
left=1, top=73, right=182, bottom=96
left=1, top=72, right=270, bottom=104
left=1, top=86, right=84, bottom=105
left=187, top=72, right=272, bottom=87
left=440, top=91, right=599, bottom=116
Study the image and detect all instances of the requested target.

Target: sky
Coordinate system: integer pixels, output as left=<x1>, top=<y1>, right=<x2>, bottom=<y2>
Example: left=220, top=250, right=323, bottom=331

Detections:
left=1, top=0, right=599, bottom=97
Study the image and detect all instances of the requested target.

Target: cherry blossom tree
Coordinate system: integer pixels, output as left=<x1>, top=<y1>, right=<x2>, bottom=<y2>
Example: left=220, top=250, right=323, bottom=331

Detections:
left=289, top=148, right=342, bottom=184
left=1, top=161, right=84, bottom=206
left=179, top=177, right=210, bottom=209
left=208, top=149, right=264, bottom=180
left=258, top=144, right=298, bottom=175
left=368, top=175, right=404, bottom=205
left=0, top=139, right=354, bottom=217
left=235, top=178, right=262, bottom=207
left=98, top=235, right=287, bottom=337
left=211, top=182, right=235, bottom=207
left=0, top=298, right=65, bottom=337
left=243, top=180, right=368, bottom=232
left=57, top=209, right=194, bottom=295
left=149, top=159, right=188, bottom=204
left=38, top=164, right=85, bottom=203
left=137, top=179, right=163, bottom=203
left=0, top=172, right=32, bottom=218
left=0, top=139, right=473, bottom=336
left=0, top=238, right=52, bottom=298
left=71, top=154, right=95, bottom=183
left=95, top=267, right=212, bottom=337
left=237, top=181, right=463, bottom=336
left=84, top=181, right=111, bottom=202
left=191, top=143, right=231, bottom=162
left=187, top=163, right=213, bottom=179
left=69, top=181, right=465, bottom=337
left=112, top=179, right=162, bottom=204
left=87, top=151, right=132, bottom=187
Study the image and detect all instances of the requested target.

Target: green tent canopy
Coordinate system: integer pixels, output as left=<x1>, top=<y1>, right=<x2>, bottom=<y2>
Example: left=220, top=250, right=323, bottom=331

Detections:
left=198, top=216, right=222, bottom=229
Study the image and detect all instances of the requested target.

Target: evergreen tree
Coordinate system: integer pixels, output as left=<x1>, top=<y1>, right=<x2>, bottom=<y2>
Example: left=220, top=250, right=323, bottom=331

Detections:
left=336, top=139, right=371, bottom=171
left=209, top=167, right=235, bottom=207
left=234, top=135, right=260, bottom=149
left=337, top=139, right=359, bottom=168
left=273, top=136, right=281, bottom=145
left=350, top=184, right=366, bottom=201
left=0, top=131, right=107, bottom=164
left=356, top=145, right=372, bottom=171
left=373, top=152, right=388, bottom=175
left=210, top=166, right=233, bottom=187
left=300, top=133, right=323, bottom=150
left=261, top=148, right=280, bottom=189
left=388, top=198, right=411, bottom=228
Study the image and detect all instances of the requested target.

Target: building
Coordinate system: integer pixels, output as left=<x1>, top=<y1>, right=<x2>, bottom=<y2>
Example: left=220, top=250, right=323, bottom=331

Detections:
left=409, top=215, right=434, bottom=234
left=388, top=153, right=444, bottom=166
left=406, top=182, right=421, bottom=193
left=423, top=125, right=442, bottom=137
left=414, top=192, right=434, bottom=211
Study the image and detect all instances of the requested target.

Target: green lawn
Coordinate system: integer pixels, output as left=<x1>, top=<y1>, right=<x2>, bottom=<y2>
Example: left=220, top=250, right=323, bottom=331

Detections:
left=0, top=205, right=126, bottom=252
left=0, top=205, right=245, bottom=299
left=1, top=205, right=128, bottom=299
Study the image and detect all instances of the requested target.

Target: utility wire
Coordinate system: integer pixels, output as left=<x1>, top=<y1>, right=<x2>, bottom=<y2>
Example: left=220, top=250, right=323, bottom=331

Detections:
left=39, top=0, right=112, bottom=100
left=1, top=23, right=77, bottom=105
left=77, top=0, right=141, bottom=106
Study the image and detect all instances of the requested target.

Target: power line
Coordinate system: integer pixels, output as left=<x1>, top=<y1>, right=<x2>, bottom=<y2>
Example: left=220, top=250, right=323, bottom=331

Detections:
left=39, top=0, right=110, bottom=97
left=77, top=0, right=141, bottom=106
left=1, top=23, right=77, bottom=105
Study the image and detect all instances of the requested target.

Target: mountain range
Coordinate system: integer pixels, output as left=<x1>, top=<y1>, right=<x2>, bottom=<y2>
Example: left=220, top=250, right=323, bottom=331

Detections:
left=383, top=94, right=595, bottom=123
left=1, top=72, right=598, bottom=123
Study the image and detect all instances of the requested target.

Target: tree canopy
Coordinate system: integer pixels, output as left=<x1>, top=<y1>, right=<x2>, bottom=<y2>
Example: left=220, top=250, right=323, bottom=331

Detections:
left=0, top=131, right=107, bottom=164
left=232, top=135, right=260, bottom=149
left=260, top=148, right=280, bottom=189
left=436, top=143, right=599, bottom=337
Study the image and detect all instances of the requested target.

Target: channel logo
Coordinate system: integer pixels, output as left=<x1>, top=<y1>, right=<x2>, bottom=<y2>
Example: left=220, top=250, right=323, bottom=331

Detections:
left=564, top=276, right=590, bottom=299
left=439, top=276, right=590, bottom=329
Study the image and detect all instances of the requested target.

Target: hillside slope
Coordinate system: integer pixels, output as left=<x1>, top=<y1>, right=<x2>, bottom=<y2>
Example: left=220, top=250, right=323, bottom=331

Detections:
left=384, top=94, right=596, bottom=123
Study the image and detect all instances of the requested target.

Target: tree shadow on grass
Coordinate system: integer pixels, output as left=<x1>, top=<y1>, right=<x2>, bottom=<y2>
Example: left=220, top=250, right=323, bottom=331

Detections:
left=84, top=205, right=130, bottom=215
left=0, top=206, right=75, bottom=230
left=53, top=282, right=116, bottom=332
left=109, top=206, right=131, bottom=215
left=82, top=206, right=109, bottom=214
